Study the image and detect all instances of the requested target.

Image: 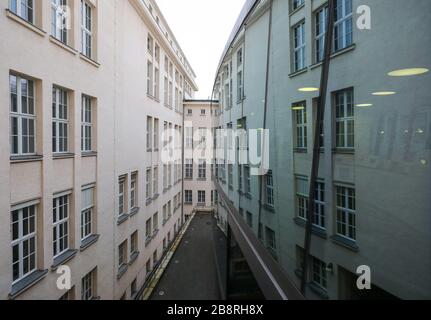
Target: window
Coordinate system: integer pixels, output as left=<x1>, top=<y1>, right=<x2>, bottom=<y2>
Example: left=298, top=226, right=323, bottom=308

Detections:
left=130, top=172, right=137, bottom=209
left=237, top=71, right=243, bottom=101
left=81, top=269, right=96, bottom=300
left=266, top=227, right=276, bottom=250
left=153, top=251, right=158, bottom=268
left=293, top=103, right=307, bottom=149
left=118, top=177, right=126, bottom=216
left=228, top=164, right=233, bottom=187
left=130, top=231, right=138, bottom=255
left=80, top=0, right=92, bottom=58
left=198, top=191, right=206, bottom=205
left=198, top=128, right=207, bottom=148
left=164, top=77, right=168, bottom=105
left=10, top=75, right=36, bottom=156
left=147, top=34, right=153, bottom=55
left=168, top=81, right=173, bottom=106
left=238, top=165, right=243, bottom=191
left=246, top=212, right=253, bottom=228
left=334, top=0, right=353, bottom=51
left=53, top=195, right=69, bottom=257
left=201, top=109, right=206, bottom=116
left=174, top=88, right=178, bottom=110
left=153, top=118, right=159, bottom=150
left=154, top=68, right=160, bottom=100
left=118, top=240, right=127, bottom=268
left=312, top=257, right=327, bottom=289
left=52, top=87, right=69, bottom=153
left=146, top=259, right=152, bottom=275
left=145, top=219, right=152, bottom=242
left=153, top=167, right=158, bottom=196
left=81, top=187, right=94, bottom=240
left=51, top=0, right=68, bottom=44
left=198, top=160, right=206, bottom=179
left=11, top=204, right=37, bottom=282
left=296, top=177, right=308, bottom=220
left=335, top=89, right=354, bottom=149
left=163, top=164, right=167, bottom=190
left=155, top=44, right=160, bottom=63
left=81, top=95, right=92, bottom=152
left=162, top=204, right=167, bottom=223
left=147, top=61, right=153, bottom=96
left=266, top=171, right=274, bottom=206
left=153, top=213, right=159, bottom=233
left=146, top=116, right=152, bottom=150
left=292, top=0, right=304, bottom=11
left=336, top=186, right=356, bottom=241
left=187, top=109, right=192, bottom=116
left=131, top=279, right=137, bottom=296
left=9, top=0, right=34, bottom=24
left=146, top=168, right=152, bottom=201
left=293, top=22, right=305, bottom=72
left=244, top=166, right=251, bottom=194
left=185, top=190, right=193, bottom=204
left=314, top=182, right=326, bottom=229
left=315, top=6, right=328, bottom=63
left=237, top=48, right=243, bottom=67
left=185, top=127, right=193, bottom=149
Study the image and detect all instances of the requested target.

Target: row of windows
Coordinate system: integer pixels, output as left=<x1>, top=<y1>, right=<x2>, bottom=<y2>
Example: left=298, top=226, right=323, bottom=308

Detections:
left=9, top=74, right=95, bottom=156
left=12, top=186, right=96, bottom=285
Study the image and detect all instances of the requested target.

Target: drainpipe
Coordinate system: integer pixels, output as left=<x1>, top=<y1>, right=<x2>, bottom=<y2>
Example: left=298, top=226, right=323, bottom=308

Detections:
left=300, top=0, right=335, bottom=295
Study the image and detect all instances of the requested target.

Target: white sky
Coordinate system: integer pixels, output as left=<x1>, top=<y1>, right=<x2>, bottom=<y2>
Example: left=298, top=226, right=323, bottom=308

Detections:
left=156, top=0, right=247, bottom=99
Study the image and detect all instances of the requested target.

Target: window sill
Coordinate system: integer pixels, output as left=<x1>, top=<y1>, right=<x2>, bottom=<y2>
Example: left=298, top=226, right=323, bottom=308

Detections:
left=289, top=3, right=305, bottom=16
left=289, top=68, right=308, bottom=78
left=197, top=178, right=207, bottom=181
left=311, top=45, right=358, bottom=70
left=80, top=234, right=100, bottom=252
left=6, top=10, right=46, bottom=37
left=53, top=153, right=75, bottom=160
left=129, top=251, right=140, bottom=266
left=331, top=235, right=359, bottom=252
left=10, top=155, right=43, bottom=163
left=184, top=202, right=193, bottom=206
left=263, top=203, right=275, bottom=213
left=117, top=264, right=129, bottom=280
left=152, top=193, right=159, bottom=201
left=294, top=148, right=308, bottom=154
left=294, top=218, right=328, bottom=240
left=82, top=151, right=98, bottom=158
left=129, top=207, right=140, bottom=217
left=9, top=270, right=49, bottom=299
left=117, top=213, right=130, bottom=226
left=51, top=249, right=78, bottom=271
left=244, top=193, right=252, bottom=200
left=49, top=36, right=77, bottom=55
left=79, top=53, right=100, bottom=68
left=146, top=198, right=153, bottom=206
left=308, top=282, right=329, bottom=300
left=197, top=203, right=206, bottom=207
left=332, top=148, right=355, bottom=155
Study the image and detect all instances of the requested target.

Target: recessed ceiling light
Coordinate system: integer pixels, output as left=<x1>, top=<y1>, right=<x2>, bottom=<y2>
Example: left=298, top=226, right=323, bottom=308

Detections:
left=356, top=103, right=373, bottom=107
left=372, top=91, right=396, bottom=96
left=298, top=87, right=319, bottom=92
left=388, top=68, right=429, bottom=77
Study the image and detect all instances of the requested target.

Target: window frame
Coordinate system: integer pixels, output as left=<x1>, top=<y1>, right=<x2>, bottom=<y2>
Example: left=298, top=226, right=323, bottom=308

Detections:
left=335, top=185, right=356, bottom=241
left=334, top=88, right=354, bottom=149
left=81, top=186, right=94, bottom=241
left=81, top=95, right=93, bottom=152
left=293, top=21, right=306, bottom=72
left=53, top=194, right=70, bottom=258
left=52, top=86, right=69, bottom=154
left=9, top=0, right=34, bottom=24
left=80, top=0, right=92, bottom=58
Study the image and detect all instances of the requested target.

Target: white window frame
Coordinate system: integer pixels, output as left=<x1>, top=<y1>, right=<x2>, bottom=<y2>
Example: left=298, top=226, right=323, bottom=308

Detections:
left=312, top=257, right=328, bottom=289
left=185, top=190, right=192, bottom=204
left=153, top=166, right=158, bottom=196
left=10, top=75, right=36, bottom=156
left=315, top=6, right=328, bottom=63
left=81, top=269, right=95, bottom=300
left=118, top=177, right=126, bottom=216
left=154, top=67, right=160, bottom=100
left=336, top=186, right=356, bottom=241
left=244, top=166, right=251, bottom=194
left=292, top=0, right=304, bottom=11
left=51, top=0, right=68, bottom=44
left=118, top=240, right=127, bottom=267
left=81, top=187, right=94, bottom=240
left=198, top=160, right=206, bottom=179
left=81, top=95, right=92, bottom=152
left=334, top=0, right=353, bottom=52
left=293, top=22, right=306, bottom=72
left=146, top=116, right=153, bottom=151
left=80, top=0, right=92, bottom=58
left=146, top=168, right=152, bottom=200
left=53, top=194, right=70, bottom=258
left=294, top=104, right=307, bottom=149
left=11, top=204, right=37, bottom=283
left=52, top=87, right=69, bottom=154
left=198, top=191, right=206, bottom=205
left=266, top=171, right=274, bottom=207
left=147, top=61, right=153, bottom=96
left=185, top=159, right=193, bottom=179
left=314, top=182, right=326, bottom=229
left=9, top=0, right=34, bottom=24
left=335, top=89, right=354, bottom=149
left=130, top=172, right=137, bottom=209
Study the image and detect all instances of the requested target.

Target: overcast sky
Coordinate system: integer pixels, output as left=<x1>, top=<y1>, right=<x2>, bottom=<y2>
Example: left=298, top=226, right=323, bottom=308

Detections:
left=156, top=0, right=246, bottom=99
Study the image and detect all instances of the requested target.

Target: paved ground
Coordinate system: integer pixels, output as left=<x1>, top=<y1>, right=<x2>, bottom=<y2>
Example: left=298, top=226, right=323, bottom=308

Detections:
left=151, top=214, right=221, bottom=300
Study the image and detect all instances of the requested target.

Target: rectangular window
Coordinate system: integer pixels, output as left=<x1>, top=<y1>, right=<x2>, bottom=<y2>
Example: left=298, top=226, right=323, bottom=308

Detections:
left=146, top=116, right=152, bottom=150
left=315, top=6, right=328, bottom=63
left=153, top=118, right=159, bottom=150
left=80, top=0, right=92, bottom=58
left=296, top=177, right=309, bottom=220
left=185, top=127, right=193, bottom=149
left=198, top=191, right=206, bottom=205
left=11, top=204, right=37, bottom=282
left=52, top=87, right=69, bottom=153
left=146, top=218, right=152, bottom=240
left=266, top=170, right=274, bottom=206
left=164, top=77, right=168, bottom=105
left=246, top=212, right=253, bottom=228
left=237, top=71, right=243, bottom=101
left=153, top=213, right=159, bottom=233
left=153, top=167, right=158, bottom=196
left=10, top=75, right=36, bottom=156
left=51, top=0, right=68, bottom=44
left=81, top=95, right=92, bottom=152
left=293, top=22, right=305, bottom=72
left=130, top=172, right=137, bottom=209
left=228, top=164, right=233, bottom=187
left=10, top=0, right=34, bottom=23
left=118, top=240, right=127, bottom=267
left=53, top=195, right=69, bottom=257
left=154, top=44, right=160, bottom=63
left=293, top=103, right=307, bottom=149
left=336, top=186, right=356, bottom=240
left=292, top=0, right=304, bottom=11
left=147, top=61, right=153, bottom=96
left=185, top=190, right=193, bottom=204
left=81, top=269, right=96, bottom=300
left=146, top=168, right=152, bottom=201
left=335, top=89, right=354, bottom=149
left=312, top=257, right=328, bottom=289
left=314, top=182, right=326, bottom=229
left=237, top=48, right=242, bottom=67
left=154, top=68, right=160, bottom=100
left=334, top=0, right=353, bottom=51
left=168, top=81, right=173, bottom=107
left=198, top=160, right=206, bottom=179
left=147, top=34, right=153, bottom=55
left=130, top=231, right=138, bottom=255
left=81, top=187, right=94, bottom=240
left=118, top=177, right=126, bottom=216
left=265, top=227, right=276, bottom=250
left=238, top=165, right=243, bottom=191
left=244, top=166, right=251, bottom=194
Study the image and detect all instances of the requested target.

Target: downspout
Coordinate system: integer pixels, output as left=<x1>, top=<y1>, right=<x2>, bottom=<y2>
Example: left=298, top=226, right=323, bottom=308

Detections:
left=300, top=0, right=335, bottom=295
